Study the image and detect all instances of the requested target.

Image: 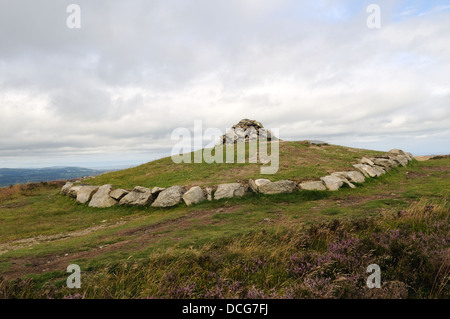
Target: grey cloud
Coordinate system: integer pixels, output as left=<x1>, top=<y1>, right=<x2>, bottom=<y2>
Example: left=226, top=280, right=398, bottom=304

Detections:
left=0, top=0, right=449, bottom=168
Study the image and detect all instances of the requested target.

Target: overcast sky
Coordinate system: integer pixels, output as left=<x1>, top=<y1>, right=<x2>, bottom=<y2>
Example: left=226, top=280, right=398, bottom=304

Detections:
left=1, top=0, right=449, bottom=168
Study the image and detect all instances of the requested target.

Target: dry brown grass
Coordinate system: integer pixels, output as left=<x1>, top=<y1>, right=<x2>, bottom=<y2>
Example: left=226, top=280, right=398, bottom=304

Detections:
left=0, top=181, right=65, bottom=202
left=381, top=198, right=449, bottom=223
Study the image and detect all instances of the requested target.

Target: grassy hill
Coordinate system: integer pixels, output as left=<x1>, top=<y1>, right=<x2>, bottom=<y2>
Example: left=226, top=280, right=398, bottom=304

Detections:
left=0, top=142, right=448, bottom=299
left=86, top=141, right=383, bottom=189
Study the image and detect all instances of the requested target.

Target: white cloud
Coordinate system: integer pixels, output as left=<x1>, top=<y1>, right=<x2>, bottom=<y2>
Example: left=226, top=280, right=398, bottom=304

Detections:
left=0, top=0, right=449, bottom=168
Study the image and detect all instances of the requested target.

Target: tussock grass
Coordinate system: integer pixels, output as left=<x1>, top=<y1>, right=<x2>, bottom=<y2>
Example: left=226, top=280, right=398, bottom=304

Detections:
left=382, top=198, right=448, bottom=223
left=1, top=197, right=448, bottom=299
left=0, top=152, right=448, bottom=299
left=0, top=181, right=65, bottom=202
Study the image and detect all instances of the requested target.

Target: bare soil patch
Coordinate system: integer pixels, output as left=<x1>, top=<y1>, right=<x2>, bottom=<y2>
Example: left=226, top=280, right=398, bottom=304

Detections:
left=0, top=221, right=126, bottom=256
left=1, top=206, right=241, bottom=280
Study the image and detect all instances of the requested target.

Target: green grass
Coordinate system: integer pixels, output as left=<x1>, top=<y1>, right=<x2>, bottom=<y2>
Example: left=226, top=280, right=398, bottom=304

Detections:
left=0, top=146, right=448, bottom=299
left=86, top=141, right=383, bottom=189
left=320, top=207, right=343, bottom=216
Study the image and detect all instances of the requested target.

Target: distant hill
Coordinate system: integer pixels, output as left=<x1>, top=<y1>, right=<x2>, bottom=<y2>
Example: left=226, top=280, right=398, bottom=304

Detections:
left=0, top=167, right=107, bottom=188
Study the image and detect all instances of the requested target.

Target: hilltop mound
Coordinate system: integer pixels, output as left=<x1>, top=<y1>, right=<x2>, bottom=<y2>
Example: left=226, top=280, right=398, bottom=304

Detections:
left=86, top=141, right=383, bottom=189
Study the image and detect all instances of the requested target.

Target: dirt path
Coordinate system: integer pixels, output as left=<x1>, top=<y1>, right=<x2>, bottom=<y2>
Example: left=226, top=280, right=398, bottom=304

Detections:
left=0, top=221, right=126, bottom=256
left=1, top=206, right=239, bottom=280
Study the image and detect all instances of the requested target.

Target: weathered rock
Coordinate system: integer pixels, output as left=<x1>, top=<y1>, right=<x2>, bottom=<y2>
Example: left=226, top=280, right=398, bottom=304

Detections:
left=405, top=152, right=413, bottom=161
left=381, top=157, right=399, bottom=167
left=248, top=179, right=271, bottom=193
left=182, top=186, right=206, bottom=206
left=152, top=185, right=186, bottom=207
left=352, top=164, right=377, bottom=178
left=214, top=183, right=248, bottom=200
left=360, top=157, right=375, bottom=166
left=258, top=180, right=297, bottom=194
left=371, top=158, right=391, bottom=170
left=249, top=179, right=258, bottom=193
left=372, top=165, right=386, bottom=176
left=110, top=189, right=129, bottom=201
left=119, top=186, right=153, bottom=206
left=343, top=178, right=356, bottom=188
left=387, top=149, right=406, bottom=156
left=68, top=186, right=81, bottom=199
left=220, top=119, right=279, bottom=144
left=329, top=174, right=356, bottom=189
left=89, top=184, right=118, bottom=208
left=151, top=187, right=166, bottom=196
left=347, top=171, right=366, bottom=183
left=76, top=186, right=99, bottom=204
left=391, top=155, right=409, bottom=167
left=61, top=182, right=74, bottom=195
left=205, top=187, right=214, bottom=201
left=298, top=181, right=327, bottom=191
left=331, top=171, right=365, bottom=184
left=352, top=164, right=369, bottom=178
left=320, top=175, right=345, bottom=191
left=254, top=179, right=272, bottom=186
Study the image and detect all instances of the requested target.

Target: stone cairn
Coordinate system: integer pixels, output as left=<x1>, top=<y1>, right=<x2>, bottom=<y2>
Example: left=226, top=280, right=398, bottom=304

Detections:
left=61, top=147, right=414, bottom=208
left=220, top=119, right=278, bottom=144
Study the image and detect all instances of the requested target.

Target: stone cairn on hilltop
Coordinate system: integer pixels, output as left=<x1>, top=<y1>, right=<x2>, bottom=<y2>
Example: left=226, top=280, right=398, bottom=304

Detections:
left=219, top=119, right=279, bottom=144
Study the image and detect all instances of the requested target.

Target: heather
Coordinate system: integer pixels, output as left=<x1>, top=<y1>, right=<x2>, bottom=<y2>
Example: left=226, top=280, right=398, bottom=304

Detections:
left=1, top=198, right=448, bottom=299
left=0, top=153, right=448, bottom=299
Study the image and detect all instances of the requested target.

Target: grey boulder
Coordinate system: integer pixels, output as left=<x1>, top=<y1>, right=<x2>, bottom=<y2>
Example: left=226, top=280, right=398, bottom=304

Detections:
left=61, top=182, right=74, bottom=195
left=182, top=186, right=206, bottom=206
left=298, top=181, right=327, bottom=191
left=151, top=187, right=166, bottom=196
left=320, top=175, right=345, bottom=191
left=331, top=171, right=365, bottom=184
left=248, top=179, right=272, bottom=193
left=110, top=189, right=129, bottom=201
left=352, top=164, right=378, bottom=178
left=119, top=186, right=153, bottom=206
left=76, top=186, right=99, bottom=204
left=321, top=175, right=356, bottom=190
left=372, top=166, right=386, bottom=176
left=152, top=186, right=186, bottom=207
left=360, top=157, right=375, bottom=166
left=258, top=180, right=297, bottom=194
left=68, top=186, right=82, bottom=199
left=89, top=184, right=118, bottom=208
left=214, top=183, right=248, bottom=200
left=372, top=157, right=397, bottom=170
left=391, top=155, right=409, bottom=167
left=387, top=149, right=406, bottom=156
